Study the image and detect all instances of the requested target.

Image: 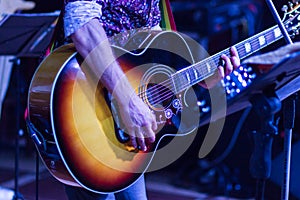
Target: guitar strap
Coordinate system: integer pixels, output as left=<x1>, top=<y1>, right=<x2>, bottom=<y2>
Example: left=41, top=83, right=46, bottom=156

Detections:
left=44, top=7, right=65, bottom=57
left=160, top=0, right=177, bottom=31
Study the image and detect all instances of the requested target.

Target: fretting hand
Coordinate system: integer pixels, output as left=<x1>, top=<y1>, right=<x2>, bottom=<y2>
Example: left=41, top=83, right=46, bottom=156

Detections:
left=199, top=46, right=240, bottom=89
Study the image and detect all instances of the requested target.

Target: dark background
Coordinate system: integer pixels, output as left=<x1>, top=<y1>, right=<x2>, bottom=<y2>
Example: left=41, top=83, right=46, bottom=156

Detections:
left=1, top=0, right=300, bottom=199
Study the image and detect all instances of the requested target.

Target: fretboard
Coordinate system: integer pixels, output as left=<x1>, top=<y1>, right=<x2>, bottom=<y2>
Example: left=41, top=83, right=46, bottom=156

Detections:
left=172, top=24, right=283, bottom=93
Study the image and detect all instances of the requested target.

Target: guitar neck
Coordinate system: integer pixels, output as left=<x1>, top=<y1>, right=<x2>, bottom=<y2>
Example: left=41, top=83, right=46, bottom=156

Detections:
left=172, top=24, right=283, bottom=93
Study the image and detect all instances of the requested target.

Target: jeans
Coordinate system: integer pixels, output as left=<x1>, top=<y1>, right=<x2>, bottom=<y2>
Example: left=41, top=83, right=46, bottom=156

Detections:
left=65, top=175, right=147, bottom=200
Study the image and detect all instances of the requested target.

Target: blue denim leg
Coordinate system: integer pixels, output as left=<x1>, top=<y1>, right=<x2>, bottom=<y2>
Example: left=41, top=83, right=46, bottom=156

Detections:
left=65, top=185, right=115, bottom=200
left=64, top=175, right=147, bottom=200
left=114, top=175, right=147, bottom=200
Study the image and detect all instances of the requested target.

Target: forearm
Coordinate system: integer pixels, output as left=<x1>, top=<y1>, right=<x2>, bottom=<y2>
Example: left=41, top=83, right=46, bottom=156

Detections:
left=71, top=18, right=135, bottom=105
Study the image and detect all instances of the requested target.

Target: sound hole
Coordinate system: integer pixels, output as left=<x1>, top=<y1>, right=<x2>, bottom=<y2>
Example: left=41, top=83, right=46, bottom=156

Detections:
left=142, top=72, right=174, bottom=111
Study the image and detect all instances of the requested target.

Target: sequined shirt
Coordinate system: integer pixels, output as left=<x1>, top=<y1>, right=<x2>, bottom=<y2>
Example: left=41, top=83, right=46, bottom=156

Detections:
left=64, top=0, right=161, bottom=38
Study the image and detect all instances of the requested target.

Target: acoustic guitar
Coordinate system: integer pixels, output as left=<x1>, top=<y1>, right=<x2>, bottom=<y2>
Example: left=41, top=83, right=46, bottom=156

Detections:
left=27, top=4, right=300, bottom=194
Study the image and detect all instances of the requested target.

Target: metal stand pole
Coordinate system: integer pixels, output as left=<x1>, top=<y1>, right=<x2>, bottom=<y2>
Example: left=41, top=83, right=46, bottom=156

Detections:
left=281, top=94, right=296, bottom=200
left=265, top=0, right=293, bottom=44
left=11, top=59, right=24, bottom=200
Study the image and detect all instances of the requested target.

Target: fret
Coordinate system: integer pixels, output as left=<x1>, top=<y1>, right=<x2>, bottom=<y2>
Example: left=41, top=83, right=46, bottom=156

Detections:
left=175, top=68, right=199, bottom=91
left=265, top=30, right=275, bottom=44
left=236, top=44, right=247, bottom=59
left=187, top=67, right=198, bottom=85
left=247, top=37, right=259, bottom=53
left=178, top=70, right=189, bottom=89
left=185, top=71, right=190, bottom=83
left=257, top=29, right=274, bottom=48
left=170, top=73, right=178, bottom=94
left=193, top=67, right=199, bottom=80
left=206, top=62, right=212, bottom=74
left=208, top=58, right=218, bottom=75
left=172, top=69, right=190, bottom=92
left=193, top=58, right=217, bottom=83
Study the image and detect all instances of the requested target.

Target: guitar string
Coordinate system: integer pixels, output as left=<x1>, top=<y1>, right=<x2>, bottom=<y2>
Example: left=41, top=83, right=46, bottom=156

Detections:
left=137, top=54, right=223, bottom=106
left=136, top=29, right=278, bottom=106
left=137, top=60, right=215, bottom=105
left=136, top=46, right=231, bottom=102
left=138, top=39, right=265, bottom=106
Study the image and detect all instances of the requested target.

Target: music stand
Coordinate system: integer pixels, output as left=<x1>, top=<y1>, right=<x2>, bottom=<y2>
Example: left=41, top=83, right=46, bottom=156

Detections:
left=0, top=12, right=59, bottom=200
left=0, top=12, right=59, bottom=57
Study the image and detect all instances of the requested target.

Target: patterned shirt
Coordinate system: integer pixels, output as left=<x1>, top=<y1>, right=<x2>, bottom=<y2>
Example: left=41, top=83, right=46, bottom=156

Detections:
left=64, top=0, right=161, bottom=38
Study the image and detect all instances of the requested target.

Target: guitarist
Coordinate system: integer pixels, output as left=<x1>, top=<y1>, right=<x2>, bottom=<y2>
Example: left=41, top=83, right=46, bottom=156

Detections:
left=59, top=0, right=240, bottom=199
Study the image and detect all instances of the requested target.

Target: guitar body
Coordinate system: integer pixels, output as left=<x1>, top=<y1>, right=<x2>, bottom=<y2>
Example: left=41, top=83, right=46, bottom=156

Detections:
left=27, top=31, right=200, bottom=193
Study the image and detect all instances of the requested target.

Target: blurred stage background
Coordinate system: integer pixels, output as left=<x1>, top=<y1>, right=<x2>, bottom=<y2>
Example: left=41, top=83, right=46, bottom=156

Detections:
left=1, top=0, right=300, bottom=199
